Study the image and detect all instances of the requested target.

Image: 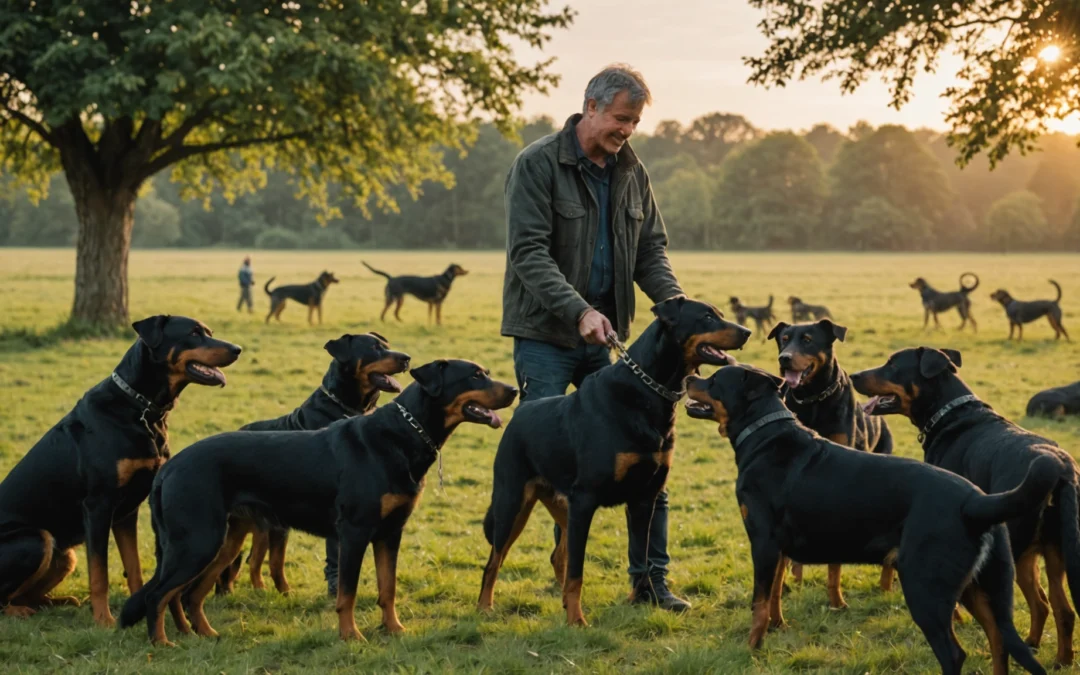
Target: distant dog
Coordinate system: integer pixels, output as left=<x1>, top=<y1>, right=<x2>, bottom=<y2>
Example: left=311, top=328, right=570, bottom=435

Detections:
left=363, top=262, right=468, bottom=325
left=990, top=280, right=1069, bottom=341
left=910, top=272, right=978, bottom=332
left=1027, top=382, right=1080, bottom=418
left=264, top=271, right=340, bottom=325
left=787, top=296, right=832, bottom=323
left=730, top=296, right=776, bottom=340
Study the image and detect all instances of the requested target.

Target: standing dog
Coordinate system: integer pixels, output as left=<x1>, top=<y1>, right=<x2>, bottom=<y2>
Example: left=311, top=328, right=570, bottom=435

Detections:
left=853, top=347, right=1080, bottom=667
left=730, top=296, right=776, bottom=340
left=0, top=316, right=240, bottom=626
left=910, top=272, right=979, bottom=332
left=363, top=261, right=468, bottom=325
left=264, top=270, right=340, bottom=325
left=787, top=296, right=832, bottom=322
left=989, top=280, right=1069, bottom=341
left=768, top=319, right=893, bottom=605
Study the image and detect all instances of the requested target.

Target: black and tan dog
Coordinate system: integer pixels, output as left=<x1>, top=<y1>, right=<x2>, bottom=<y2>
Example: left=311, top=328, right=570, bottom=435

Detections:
left=768, top=319, right=893, bottom=606
left=120, top=359, right=516, bottom=646
left=213, top=332, right=411, bottom=598
left=787, top=296, right=832, bottom=323
left=363, top=261, right=468, bottom=325
left=477, top=296, right=751, bottom=625
left=264, top=270, right=340, bottom=325
left=685, top=364, right=1060, bottom=675
left=910, top=272, right=979, bottom=332
left=730, top=295, right=776, bottom=340
left=0, top=316, right=240, bottom=626
left=1027, top=381, right=1080, bottom=418
left=989, top=280, right=1070, bottom=341
left=853, top=347, right=1080, bottom=667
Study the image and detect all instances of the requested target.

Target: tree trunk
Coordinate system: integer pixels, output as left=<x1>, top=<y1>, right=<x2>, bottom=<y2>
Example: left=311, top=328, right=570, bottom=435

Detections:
left=67, top=167, right=137, bottom=328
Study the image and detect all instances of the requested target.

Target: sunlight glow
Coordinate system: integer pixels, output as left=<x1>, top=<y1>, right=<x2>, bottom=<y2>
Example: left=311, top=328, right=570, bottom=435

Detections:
left=1048, top=112, right=1080, bottom=136
left=1039, top=45, right=1062, bottom=63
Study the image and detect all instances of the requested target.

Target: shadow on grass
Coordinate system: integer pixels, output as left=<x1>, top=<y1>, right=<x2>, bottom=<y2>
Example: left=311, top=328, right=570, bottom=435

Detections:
left=0, top=320, right=130, bottom=353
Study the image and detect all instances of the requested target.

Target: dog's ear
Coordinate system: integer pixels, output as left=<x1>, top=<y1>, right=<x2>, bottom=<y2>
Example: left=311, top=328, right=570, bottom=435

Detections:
left=651, top=295, right=686, bottom=327
left=766, top=322, right=789, bottom=343
left=132, top=315, right=169, bottom=349
left=324, top=335, right=353, bottom=363
left=919, top=348, right=959, bottom=379
left=744, top=366, right=784, bottom=401
left=818, top=319, right=847, bottom=343
left=367, top=331, right=389, bottom=345
left=410, top=360, right=448, bottom=396
left=941, top=348, right=962, bottom=369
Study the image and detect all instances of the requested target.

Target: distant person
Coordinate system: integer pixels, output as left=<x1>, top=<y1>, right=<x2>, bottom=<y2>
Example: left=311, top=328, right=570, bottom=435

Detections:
left=237, top=256, right=254, bottom=313
left=500, top=64, right=689, bottom=611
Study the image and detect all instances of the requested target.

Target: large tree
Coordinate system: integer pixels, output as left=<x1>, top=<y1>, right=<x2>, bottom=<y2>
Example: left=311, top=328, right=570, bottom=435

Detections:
left=746, top=0, right=1080, bottom=166
left=0, top=0, right=571, bottom=329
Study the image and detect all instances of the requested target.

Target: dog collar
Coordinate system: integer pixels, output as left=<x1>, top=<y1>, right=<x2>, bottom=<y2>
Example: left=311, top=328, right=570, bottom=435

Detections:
left=110, top=371, right=171, bottom=435
left=918, top=394, right=981, bottom=444
left=789, top=372, right=845, bottom=405
left=607, top=336, right=684, bottom=402
left=734, top=410, right=797, bottom=450
left=319, top=386, right=362, bottom=418
left=392, top=401, right=443, bottom=491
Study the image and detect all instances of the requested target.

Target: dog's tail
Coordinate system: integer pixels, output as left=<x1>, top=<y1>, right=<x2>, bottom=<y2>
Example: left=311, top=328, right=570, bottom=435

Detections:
left=120, top=483, right=167, bottom=629
left=765, top=295, right=774, bottom=309
left=963, top=455, right=1063, bottom=529
left=960, top=272, right=979, bottom=293
left=362, top=261, right=393, bottom=280
left=1057, top=476, right=1080, bottom=615
left=263, top=277, right=276, bottom=295
left=1050, top=279, right=1063, bottom=304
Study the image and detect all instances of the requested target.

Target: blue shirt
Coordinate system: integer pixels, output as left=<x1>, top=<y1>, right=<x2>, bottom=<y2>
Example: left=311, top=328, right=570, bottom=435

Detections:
left=238, top=265, right=253, bottom=287
left=571, top=125, right=616, bottom=316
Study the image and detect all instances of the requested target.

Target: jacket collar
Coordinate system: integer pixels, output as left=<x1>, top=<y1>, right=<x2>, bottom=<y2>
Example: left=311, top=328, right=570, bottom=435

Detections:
left=559, top=114, right=640, bottom=171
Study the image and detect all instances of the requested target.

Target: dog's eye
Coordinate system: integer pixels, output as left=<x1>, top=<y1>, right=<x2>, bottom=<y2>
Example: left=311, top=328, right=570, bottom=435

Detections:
left=190, top=328, right=201, bottom=337
left=781, top=335, right=789, bottom=343
left=802, top=334, right=812, bottom=343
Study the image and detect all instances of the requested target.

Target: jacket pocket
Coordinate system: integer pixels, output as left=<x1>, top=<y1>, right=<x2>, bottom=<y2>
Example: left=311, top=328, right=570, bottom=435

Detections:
left=553, top=199, right=587, bottom=250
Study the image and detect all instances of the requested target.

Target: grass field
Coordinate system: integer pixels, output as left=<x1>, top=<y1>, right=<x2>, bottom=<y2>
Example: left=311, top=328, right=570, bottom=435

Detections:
left=1, top=248, right=1079, bottom=674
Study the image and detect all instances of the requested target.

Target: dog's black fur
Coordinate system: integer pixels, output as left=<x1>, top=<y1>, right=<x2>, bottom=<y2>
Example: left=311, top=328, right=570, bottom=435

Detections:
left=910, top=272, right=979, bottom=332
left=853, top=347, right=1080, bottom=667
left=685, top=364, right=1060, bottom=675
left=0, top=316, right=240, bottom=626
left=363, top=261, right=468, bottom=325
left=787, top=296, right=832, bottom=322
left=477, top=296, right=751, bottom=625
left=990, top=280, right=1070, bottom=341
left=730, top=295, right=776, bottom=340
left=119, top=359, right=517, bottom=645
left=1027, top=381, right=1080, bottom=418
left=768, top=319, right=893, bottom=605
left=264, top=270, right=340, bottom=324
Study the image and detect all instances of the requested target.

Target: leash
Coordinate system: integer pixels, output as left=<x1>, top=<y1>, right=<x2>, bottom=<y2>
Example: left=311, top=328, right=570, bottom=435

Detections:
left=734, top=410, right=797, bottom=450
left=110, top=372, right=171, bottom=437
left=319, top=386, right=362, bottom=418
left=789, top=372, right=845, bottom=405
left=918, top=394, right=981, bottom=444
left=392, top=401, right=443, bottom=492
left=606, top=334, right=684, bottom=402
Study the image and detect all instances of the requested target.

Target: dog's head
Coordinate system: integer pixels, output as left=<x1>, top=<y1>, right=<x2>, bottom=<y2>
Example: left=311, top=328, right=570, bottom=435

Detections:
left=132, top=315, right=241, bottom=396
left=685, top=365, right=785, bottom=437
left=850, top=347, right=963, bottom=418
left=729, top=296, right=743, bottom=310
left=324, top=332, right=411, bottom=396
left=909, top=277, right=929, bottom=291
left=787, top=296, right=802, bottom=307
left=650, top=296, right=752, bottom=372
left=769, top=319, right=847, bottom=390
left=409, top=359, right=518, bottom=429
left=447, top=263, right=469, bottom=278
left=319, top=271, right=340, bottom=287
left=989, top=289, right=1013, bottom=306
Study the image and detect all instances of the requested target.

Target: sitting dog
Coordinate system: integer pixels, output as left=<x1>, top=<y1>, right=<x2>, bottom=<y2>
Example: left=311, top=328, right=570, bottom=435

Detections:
left=852, top=347, right=1080, bottom=667
left=685, top=364, right=1060, bottom=675
left=264, top=270, right=340, bottom=325
left=910, top=272, right=979, bottom=332
left=1027, top=381, right=1080, bottom=418
left=213, top=332, right=411, bottom=598
left=477, top=296, right=751, bottom=625
left=768, top=319, right=893, bottom=605
left=363, top=261, right=468, bottom=325
left=787, top=296, right=832, bottom=323
left=730, top=295, right=776, bottom=340
left=0, top=316, right=240, bottom=626
left=119, top=359, right=517, bottom=646
left=989, top=280, right=1070, bottom=341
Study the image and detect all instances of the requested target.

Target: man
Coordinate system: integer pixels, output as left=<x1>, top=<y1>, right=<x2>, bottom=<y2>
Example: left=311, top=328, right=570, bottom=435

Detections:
left=237, top=256, right=255, bottom=313
left=501, top=64, right=689, bottom=611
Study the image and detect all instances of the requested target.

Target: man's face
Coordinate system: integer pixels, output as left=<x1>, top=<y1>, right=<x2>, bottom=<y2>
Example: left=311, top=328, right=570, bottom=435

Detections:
left=586, top=90, right=644, bottom=156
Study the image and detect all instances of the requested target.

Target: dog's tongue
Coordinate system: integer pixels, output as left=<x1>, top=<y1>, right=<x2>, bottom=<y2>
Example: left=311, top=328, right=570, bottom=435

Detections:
left=483, top=409, right=503, bottom=429
left=862, top=396, right=880, bottom=414
left=783, top=370, right=802, bottom=388
left=380, top=374, right=403, bottom=393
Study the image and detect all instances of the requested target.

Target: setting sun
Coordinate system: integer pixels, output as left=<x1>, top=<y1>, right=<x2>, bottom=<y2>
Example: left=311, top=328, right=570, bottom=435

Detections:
left=1038, top=44, right=1062, bottom=62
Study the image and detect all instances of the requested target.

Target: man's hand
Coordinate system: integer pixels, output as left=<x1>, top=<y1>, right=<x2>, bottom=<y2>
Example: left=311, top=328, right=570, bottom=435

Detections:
left=578, top=308, right=614, bottom=346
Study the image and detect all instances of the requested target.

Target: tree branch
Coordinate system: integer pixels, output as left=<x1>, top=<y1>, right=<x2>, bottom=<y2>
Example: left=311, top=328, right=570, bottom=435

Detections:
left=155, top=100, right=219, bottom=152
left=139, top=130, right=310, bottom=182
left=943, top=14, right=1022, bottom=30
left=1, top=105, right=55, bottom=146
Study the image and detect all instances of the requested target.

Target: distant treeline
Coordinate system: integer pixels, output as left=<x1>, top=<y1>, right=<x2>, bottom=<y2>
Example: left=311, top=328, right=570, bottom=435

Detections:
left=2, top=114, right=1079, bottom=252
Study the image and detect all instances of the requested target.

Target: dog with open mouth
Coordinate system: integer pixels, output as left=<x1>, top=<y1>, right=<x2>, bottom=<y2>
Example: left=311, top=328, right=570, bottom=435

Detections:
left=211, top=332, right=411, bottom=599
left=119, top=358, right=517, bottom=646
left=852, top=347, right=1080, bottom=667
left=0, top=315, right=241, bottom=627
left=769, top=319, right=894, bottom=605
left=477, top=296, right=751, bottom=626
left=684, top=363, right=1062, bottom=675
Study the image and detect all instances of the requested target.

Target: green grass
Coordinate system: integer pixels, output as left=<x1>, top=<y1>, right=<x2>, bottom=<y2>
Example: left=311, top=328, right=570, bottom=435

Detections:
left=1, top=248, right=1079, bottom=673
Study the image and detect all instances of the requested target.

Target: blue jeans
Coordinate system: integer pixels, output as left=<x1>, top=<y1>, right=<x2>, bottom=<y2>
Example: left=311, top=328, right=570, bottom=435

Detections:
left=512, top=338, right=671, bottom=579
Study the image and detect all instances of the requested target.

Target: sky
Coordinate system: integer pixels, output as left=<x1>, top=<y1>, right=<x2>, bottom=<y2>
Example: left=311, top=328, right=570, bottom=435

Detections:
left=511, top=0, right=1076, bottom=136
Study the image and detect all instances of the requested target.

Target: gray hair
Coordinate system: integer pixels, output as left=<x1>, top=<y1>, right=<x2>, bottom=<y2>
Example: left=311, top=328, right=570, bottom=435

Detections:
left=582, top=64, right=652, bottom=114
